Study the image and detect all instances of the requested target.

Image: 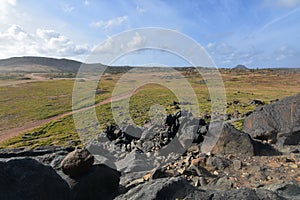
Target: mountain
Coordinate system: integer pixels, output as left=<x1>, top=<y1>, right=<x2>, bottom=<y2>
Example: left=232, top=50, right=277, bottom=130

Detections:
left=0, top=56, right=98, bottom=73
left=232, top=64, right=249, bottom=70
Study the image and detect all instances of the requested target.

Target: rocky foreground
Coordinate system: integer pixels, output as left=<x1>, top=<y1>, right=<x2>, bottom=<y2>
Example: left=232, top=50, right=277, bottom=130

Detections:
left=1, top=94, right=300, bottom=200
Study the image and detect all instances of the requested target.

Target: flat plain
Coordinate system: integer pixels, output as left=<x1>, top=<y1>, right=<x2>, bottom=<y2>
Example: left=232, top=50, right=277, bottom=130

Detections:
left=1, top=68, right=300, bottom=149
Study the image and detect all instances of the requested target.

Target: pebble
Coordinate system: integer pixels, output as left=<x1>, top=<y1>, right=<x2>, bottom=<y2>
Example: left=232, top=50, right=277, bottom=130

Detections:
left=290, top=163, right=298, bottom=169
left=233, top=159, right=242, bottom=170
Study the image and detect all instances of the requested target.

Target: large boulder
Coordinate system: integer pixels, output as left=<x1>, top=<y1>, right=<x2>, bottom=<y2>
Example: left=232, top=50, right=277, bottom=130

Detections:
left=209, top=123, right=279, bottom=156
left=115, top=177, right=196, bottom=200
left=0, top=146, right=74, bottom=170
left=115, top=150, right=155, bottom=173
left=210, top=123, right=255, bottom=156
left=62, top=164, right=121, bottom=200
left=61, top=149, right=94, bottom=177
left=263, top=183, right=300, bottom=200
left=0, top=158, right=69, bottom=200
left=244, top=93, right=300, bottom=145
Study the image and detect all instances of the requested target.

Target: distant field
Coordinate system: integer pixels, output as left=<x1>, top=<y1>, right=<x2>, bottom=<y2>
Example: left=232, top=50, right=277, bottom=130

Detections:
left=1, top=69, right=300, bottom=149
left=0, top=73, right=120, bottom=132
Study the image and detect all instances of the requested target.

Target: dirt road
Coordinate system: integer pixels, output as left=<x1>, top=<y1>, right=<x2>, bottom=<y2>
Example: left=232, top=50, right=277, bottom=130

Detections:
left=0, top=92, right=133, bottom=143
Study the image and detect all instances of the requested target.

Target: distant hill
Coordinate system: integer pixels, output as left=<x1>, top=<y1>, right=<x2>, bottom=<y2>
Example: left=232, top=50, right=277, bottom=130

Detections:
left=0, top=56, right=107, bottom=73
left=232, top=64, right=249, bottom=70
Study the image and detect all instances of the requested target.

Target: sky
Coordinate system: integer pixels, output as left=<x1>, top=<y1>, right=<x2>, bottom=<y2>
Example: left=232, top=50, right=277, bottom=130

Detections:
left=0, top=0, right=300, bottom=68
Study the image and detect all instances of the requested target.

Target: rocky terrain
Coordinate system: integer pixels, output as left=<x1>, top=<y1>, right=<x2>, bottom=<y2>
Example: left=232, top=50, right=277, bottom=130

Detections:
left=1, top=93, right=300, bottom=199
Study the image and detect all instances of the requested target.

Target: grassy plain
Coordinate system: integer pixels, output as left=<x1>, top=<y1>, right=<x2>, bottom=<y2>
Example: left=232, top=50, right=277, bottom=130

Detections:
left=1, top=69, right=300, bottom=149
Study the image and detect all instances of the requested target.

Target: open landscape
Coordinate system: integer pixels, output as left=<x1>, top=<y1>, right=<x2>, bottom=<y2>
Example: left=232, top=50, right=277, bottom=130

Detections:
left=1, top=58, right=300, bottom=149
left=0, top=56, right=300, bottom=199
left=1, top=1, right=300, bottom=200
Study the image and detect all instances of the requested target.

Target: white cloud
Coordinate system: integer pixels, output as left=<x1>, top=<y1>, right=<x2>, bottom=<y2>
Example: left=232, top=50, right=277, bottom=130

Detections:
left=136, top=5, right=147, bottom=13
left=206, top=42, right=215, bottom=49
left=213, top=43, right=235, bottom=55
left=83, top=0, right=89, bottom=5
left=0, top=25, right=89, bottom=59
left=0, top=0, right=17, bottom=22
left=95, top=32, right=146, bottom=54
left=62, top=4, right=75, bottom=13
left=36, top=29, right=60, bottom=41
left=277, top=0, right=300, bottom=7
left=90, top=32, right=148, bottom=64
left=90, top=16, right=128, bottom=30
left=263, top=0, right=300, bottom=8
left=274, top=46, right=296, bottom=60
left=126, top=32, right=146, bottom=50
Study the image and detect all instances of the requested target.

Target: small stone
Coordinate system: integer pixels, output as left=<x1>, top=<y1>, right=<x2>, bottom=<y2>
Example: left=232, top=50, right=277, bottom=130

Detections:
left=233, top=159, right=242, bottom=171
left=285, top=158, right=295, bottom=163
left=213, top=171, right=219, bottom=175
left=188, top=145, right=199, bottom=154
left=143, top=172, right=152, bottom=181
left=177, top=168, right=185, bottom=174
left=294, top=177, right=300, bottom=183
left=290, top=163, right=298, bottom=169
left=194, top=179, right=200, bottom=187
left=191, top=157, right=206, bottom=167
left=199, top=177, right=207, bottom=186
left=184, top=156, right=191, bottom=165
left=61, top=149, right=94, bottom=177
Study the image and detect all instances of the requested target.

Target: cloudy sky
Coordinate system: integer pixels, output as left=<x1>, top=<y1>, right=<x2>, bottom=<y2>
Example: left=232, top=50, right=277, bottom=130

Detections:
left=0, top=0, right=300, bottom=68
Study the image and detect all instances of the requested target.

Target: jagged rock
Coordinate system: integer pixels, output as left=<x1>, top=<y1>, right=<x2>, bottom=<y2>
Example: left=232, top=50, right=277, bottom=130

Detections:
left=115, top=177, right=196, bottom=200
left=0, top=146, right=74, bottom=170
left=0, top=146, right=74, bottom=158
left=264, top=183, right=300, bottom=200
left=120, top=171, right=151, bottom=186
left=244, top=93, right=300, bottom=146
left=208, top=176, right=233, bottom=191
left=105, top=125, right=122, bottom=141
left=255, top=189, right=287, bottom=200
left=186, top=188, right=286, bottom=200
left=61, top=149, right=94, bottom=177
left=115, top=150, right=155, bottom=173
left=210, top=123, right=255, bottom=156
left=210, top=123, right=280, bottom=156
left=62, top=164, right=121, bottom=200
left=249, top=99, right=264, bottom=106
left=123, top=125, right=143, bottom=140
left=0, top=158, right=69, bottom=200
left=183, top=165, right=215, bottom=178
left=183, top=190, right=214, bottom=200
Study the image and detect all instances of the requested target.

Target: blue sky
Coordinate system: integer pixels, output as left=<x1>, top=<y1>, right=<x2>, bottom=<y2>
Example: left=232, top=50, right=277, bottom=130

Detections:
left=0, top=0, right=299, bottom=68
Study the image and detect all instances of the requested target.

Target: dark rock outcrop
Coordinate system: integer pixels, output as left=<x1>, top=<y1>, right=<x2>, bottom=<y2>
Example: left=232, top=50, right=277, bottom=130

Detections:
left=210, top=123, right=255, bottom=156
left=244, top=93, right=300, bottom=146
left=62, top=164, right=121, bottom=200
left=0, top=146, right=74, bottom=170
left=0, top=158, right=70, bottom=200
left=0, top=148, right=121, bottom=200
left=116, top=177, right=196, bottom=200
left=210, top=123, right=280, bottom=157
left=185, top=188, right=285, bottom=200
left=264, top=183, right=300, bottom=200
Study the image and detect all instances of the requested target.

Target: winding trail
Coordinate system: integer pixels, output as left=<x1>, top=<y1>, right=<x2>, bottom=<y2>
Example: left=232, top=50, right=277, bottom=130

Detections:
left=0, top=92, right=133, bottom=143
